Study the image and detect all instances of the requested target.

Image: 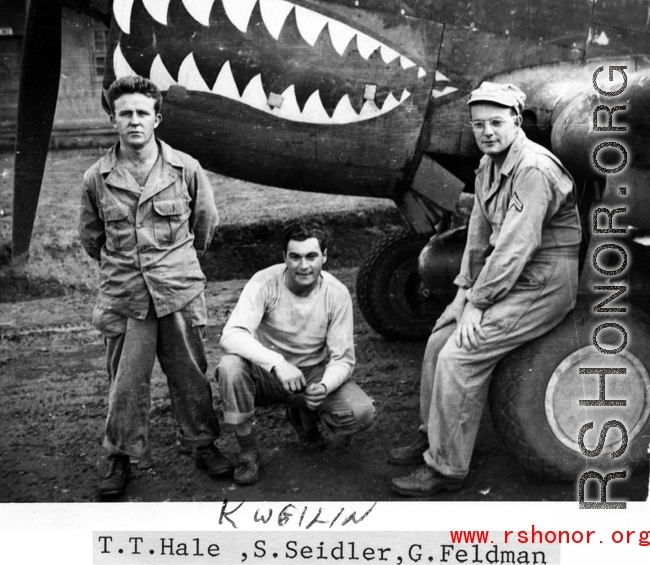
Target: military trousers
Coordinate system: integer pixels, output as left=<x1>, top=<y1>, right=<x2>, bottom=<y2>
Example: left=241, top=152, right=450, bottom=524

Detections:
left=95, top=297, right=220, bottom=458
left=420, top=247, right=579, bottom=479
left=217, top=355, right=375, bottom=436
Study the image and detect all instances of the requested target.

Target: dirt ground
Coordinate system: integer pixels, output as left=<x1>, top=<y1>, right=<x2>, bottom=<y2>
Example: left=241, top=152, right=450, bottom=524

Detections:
left=0, top=146, right=647, bottom=502
left=2, top=261, right=648, bottom=504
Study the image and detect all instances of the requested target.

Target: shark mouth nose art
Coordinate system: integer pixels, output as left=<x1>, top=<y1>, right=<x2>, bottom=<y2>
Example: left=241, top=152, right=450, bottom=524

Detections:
left=111, top=0, right=454, bottom=124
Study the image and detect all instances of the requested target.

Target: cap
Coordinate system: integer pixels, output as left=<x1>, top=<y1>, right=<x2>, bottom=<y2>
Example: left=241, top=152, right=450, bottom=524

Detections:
left=467, top=81, right=526, bottom=115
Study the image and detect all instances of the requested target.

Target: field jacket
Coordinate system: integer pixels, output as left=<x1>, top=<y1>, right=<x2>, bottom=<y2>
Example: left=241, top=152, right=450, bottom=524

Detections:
left=455, top=129, right=581, bottom=309
left=79, top=140, right=218, bottom=319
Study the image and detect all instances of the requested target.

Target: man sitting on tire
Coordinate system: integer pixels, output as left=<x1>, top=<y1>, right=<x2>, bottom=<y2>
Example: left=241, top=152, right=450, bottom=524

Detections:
left=215, top=220, right=375, bottom=485
left=389, top=81, right=582, bottom=496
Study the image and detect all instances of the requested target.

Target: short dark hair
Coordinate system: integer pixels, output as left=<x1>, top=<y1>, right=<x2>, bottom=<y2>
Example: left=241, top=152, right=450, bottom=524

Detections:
left=107, top=76, right=163, bottom=114
left=282, top=221, right=328, bottom=253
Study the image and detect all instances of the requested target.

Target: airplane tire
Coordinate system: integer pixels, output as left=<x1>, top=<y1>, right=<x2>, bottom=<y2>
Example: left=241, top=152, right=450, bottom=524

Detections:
left=356, top=229, right=440, bottom=340
left=489, top=299, right=650, bottom=481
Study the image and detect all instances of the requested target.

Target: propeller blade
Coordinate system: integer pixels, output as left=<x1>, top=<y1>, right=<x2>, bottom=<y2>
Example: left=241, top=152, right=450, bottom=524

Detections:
left=11, top=0, right=62, bottom=264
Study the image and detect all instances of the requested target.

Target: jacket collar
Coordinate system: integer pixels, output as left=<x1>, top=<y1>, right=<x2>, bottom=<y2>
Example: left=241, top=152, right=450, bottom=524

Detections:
left=99, top=139, right=183, bottom=198
left=481, top=129, right=528, bottom=200
left=499, top=128, right=528, bottom=177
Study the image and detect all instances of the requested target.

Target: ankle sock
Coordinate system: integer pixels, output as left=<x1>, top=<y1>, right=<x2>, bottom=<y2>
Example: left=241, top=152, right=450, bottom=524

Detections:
left=236, top=430, right=257, bottom=450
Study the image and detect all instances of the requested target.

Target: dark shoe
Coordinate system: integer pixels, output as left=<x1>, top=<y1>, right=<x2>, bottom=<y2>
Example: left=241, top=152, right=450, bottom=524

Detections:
left=195, top=443, right=234, bottom=478
left=388, top=433, right=429, bottom=466
left=286, top=406, right=326, bottom=452
left=99, top=455, right=131, bottom=497
left=233, top=449, right=260, bottom=485
left=391, top=465, right=464, bottom=497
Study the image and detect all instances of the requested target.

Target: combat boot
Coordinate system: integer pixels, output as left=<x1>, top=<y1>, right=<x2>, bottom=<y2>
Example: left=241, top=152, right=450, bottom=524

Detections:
left=99, top=455, right=131, bottom=497
left=195, top=443, right=234, bottom=478
left=233, top=449, right=260, bottom=485
left=391, top=465, right=464, bottom=497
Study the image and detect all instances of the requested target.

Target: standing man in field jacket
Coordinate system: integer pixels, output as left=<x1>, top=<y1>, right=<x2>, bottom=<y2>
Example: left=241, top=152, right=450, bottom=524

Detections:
left=389, top=82, right=582, bottom=496
left=79, top=76, right=232, bottom=498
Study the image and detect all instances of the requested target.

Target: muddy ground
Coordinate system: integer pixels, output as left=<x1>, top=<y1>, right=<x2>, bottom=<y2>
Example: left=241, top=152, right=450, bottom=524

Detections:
left=1, top=214, right=648, bottom=504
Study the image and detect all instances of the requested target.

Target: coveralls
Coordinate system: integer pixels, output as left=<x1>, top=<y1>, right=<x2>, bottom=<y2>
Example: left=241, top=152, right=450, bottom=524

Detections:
left=79, top=140, right=221, bottom=458
left=217, top=264, right=375, bottom=436
left=421, top=130, right=582, bottom=479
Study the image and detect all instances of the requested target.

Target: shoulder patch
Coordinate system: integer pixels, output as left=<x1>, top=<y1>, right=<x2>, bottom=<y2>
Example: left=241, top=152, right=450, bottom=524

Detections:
left=509, top=193, right=524, bottom=212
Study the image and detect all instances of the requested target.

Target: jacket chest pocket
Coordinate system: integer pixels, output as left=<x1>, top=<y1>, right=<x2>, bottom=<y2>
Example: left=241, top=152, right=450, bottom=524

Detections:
left=152, top=198, right=189, bottom=246
left=103, top=205, right=136, bottom=252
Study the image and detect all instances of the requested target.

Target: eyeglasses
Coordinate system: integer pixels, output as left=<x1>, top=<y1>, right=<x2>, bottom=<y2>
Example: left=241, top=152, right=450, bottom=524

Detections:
left=469, top=116, right=518, bottom=131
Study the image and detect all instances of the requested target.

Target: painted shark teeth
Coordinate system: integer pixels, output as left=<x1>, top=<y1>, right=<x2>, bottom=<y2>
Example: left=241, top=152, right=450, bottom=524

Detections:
left=219, top=60, right=415, bottom=124
left=241, top=73, right=269, bottom=109
left=143, top=0, right=171, bottom=25
left=113, top=0, right=173, bottom=32
left=150, top=54, right=177, bottom=90
left=295, top=6, right=329, bottom=46
left=431, top=86, right=458, bottom=98
left=223, top=0, right=257, bottom=33
left=260, top=0, right=294, bottom=40
left=431, top=71, right=458, bottom=98
left=380, top=45, right=400, bottom=65
left=327, top=19, right=356, bottom=56
left=114, top=41, right=415, bottom=124
left=181, top=0, right=216, bottom=27
left=115, top=0, right=428, bottom=79
left=356, top=33, right=381, bottom=60
left=178, top=53, right=211, bottom=92
left=113, top=45, right=416, bottom=124
left=113, top=43, right=137, bottom=78
left=113, top=0, right=135, bottom=34
left=212, top=60, right=240, bottom=99
left=329, top=95, right=358, bottom=124
left=111, top=0, right=457, bottom=123
left=301, top=91, right=331, bottom=122
left=273, top=85, right=301, bottom=120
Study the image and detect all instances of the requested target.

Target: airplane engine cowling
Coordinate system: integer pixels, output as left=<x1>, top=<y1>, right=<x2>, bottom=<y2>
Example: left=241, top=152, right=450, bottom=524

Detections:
left=550, top=67, right=650, bottom=230
left=551, top=68, right=650, bottom=178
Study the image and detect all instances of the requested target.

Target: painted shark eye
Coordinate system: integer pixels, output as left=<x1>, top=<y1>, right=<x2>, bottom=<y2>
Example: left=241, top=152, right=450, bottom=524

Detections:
left=111, top=0, right=457, bottom=125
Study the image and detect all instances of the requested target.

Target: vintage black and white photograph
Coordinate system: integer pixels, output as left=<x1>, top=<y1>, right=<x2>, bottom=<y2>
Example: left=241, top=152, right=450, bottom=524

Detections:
left=1, top=0, right=649, bottom=523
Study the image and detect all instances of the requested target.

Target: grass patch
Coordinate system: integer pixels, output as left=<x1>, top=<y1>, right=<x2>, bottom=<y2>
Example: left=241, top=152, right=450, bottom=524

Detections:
left=0, top=149, right=401, bottom=301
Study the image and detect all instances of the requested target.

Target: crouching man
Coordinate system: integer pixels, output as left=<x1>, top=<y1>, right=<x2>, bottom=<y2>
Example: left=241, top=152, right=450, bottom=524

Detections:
left=389, top=82, right=581, bottom=496
left=216, top=221, right=375, bottom=484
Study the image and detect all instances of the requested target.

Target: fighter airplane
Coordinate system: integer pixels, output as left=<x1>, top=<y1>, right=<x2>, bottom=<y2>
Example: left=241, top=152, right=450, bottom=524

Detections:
left=9, top=0, right=650, bottom=486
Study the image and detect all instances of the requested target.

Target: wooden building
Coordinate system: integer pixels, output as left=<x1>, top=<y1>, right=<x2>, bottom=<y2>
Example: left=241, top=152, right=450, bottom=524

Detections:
left=0, top=0, right=115, bottom=149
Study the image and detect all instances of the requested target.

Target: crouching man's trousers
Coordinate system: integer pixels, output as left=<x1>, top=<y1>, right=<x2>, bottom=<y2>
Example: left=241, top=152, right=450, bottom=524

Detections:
left=217, top=355, right=375, bottom=436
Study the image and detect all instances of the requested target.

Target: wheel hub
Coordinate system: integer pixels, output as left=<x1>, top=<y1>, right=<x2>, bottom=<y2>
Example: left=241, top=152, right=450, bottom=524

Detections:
left=388, top=258, right=435, bottom=317
left=544, top=346, right=650, bottom=454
